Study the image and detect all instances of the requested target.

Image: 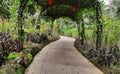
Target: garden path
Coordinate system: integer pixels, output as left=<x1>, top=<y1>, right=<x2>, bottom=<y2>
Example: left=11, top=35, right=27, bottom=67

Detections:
left=25, top=36, right=104, bottom=74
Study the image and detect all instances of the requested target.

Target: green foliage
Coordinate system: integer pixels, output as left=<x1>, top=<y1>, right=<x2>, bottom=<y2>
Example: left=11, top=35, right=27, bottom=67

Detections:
left=0, top=67, right=16, bottom=74
left=12, top=34, right=18, bottom=39
left=16, top=69, right=22, bottom=74
left=65, top=28, right=78, bottom=37
left=27, top=53, right=32, bottom=60
left=102, top=15, right=120, bottom=46
left=46, top=4, right=75, bottom=19
left=76, top=8, right=95, bottom=21
left=7, top=52, right=19, bottom=59
left=0, top=0, right=10, bottom=18
left=54, top=17, right=78, bottom=37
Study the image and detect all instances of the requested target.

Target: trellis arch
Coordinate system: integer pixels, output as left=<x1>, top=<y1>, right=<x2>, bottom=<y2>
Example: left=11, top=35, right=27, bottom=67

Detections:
left=18, top=0, right=102, bottom=50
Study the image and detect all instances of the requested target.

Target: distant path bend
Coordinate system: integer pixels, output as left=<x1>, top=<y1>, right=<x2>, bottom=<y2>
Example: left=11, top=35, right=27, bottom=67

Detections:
left=25, top=36, right=104, bottom=74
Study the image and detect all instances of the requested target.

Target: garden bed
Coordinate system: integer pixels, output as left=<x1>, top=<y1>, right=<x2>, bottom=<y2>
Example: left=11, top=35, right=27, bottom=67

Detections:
left=74, top=39, right=120, bottom=74
left=0, top=34, right=59, bottom=74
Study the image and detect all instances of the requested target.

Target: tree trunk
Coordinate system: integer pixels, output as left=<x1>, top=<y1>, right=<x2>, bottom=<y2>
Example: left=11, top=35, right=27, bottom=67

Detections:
left=50, top=19, right=54, bottom=36
left=81, top=16, right=85, bottom=46
left=77, top=21, right=80, bottom=39
left=35, top=12, right=41, bottom=30
left=17, top=0, right=28, bottom=50
left=1, top=15, right=4, bottom=32
left=95, top=2, right=102, bottom=50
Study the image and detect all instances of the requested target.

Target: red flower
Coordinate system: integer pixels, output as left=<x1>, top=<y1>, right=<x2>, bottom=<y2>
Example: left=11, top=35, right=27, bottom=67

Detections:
left=72, top=6, right=76, bottom=12
left=44, top=25, right=48, bottom=30
left=48, top=0, right=53, bottom=5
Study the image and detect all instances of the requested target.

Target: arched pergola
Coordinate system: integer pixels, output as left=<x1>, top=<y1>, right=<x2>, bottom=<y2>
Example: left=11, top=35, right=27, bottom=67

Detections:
left=18, top=0, right=102, bottom=50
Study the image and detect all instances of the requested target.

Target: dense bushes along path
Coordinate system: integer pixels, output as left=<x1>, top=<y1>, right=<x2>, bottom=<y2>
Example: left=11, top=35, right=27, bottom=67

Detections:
left=25, top=36, right=103, bottom=74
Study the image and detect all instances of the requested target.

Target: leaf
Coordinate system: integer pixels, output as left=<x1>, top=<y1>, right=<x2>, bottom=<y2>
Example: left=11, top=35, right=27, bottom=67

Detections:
left=16, top=0, right=20, bottom=3
left=9, top=6, right=17, bottom=14
left=7, top=52, right=19, bottom=59
left=16, top=69, right=22, bottom=74
left=27, top=53, right=32, bottom=60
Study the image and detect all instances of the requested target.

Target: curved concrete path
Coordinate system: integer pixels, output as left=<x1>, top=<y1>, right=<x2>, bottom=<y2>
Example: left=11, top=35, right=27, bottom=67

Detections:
left=25, top=36, right=104, bottom=74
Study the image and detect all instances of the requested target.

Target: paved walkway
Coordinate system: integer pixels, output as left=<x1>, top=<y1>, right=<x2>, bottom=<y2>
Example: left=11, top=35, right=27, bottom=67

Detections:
left=25, top=36, right=104, bottom=74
